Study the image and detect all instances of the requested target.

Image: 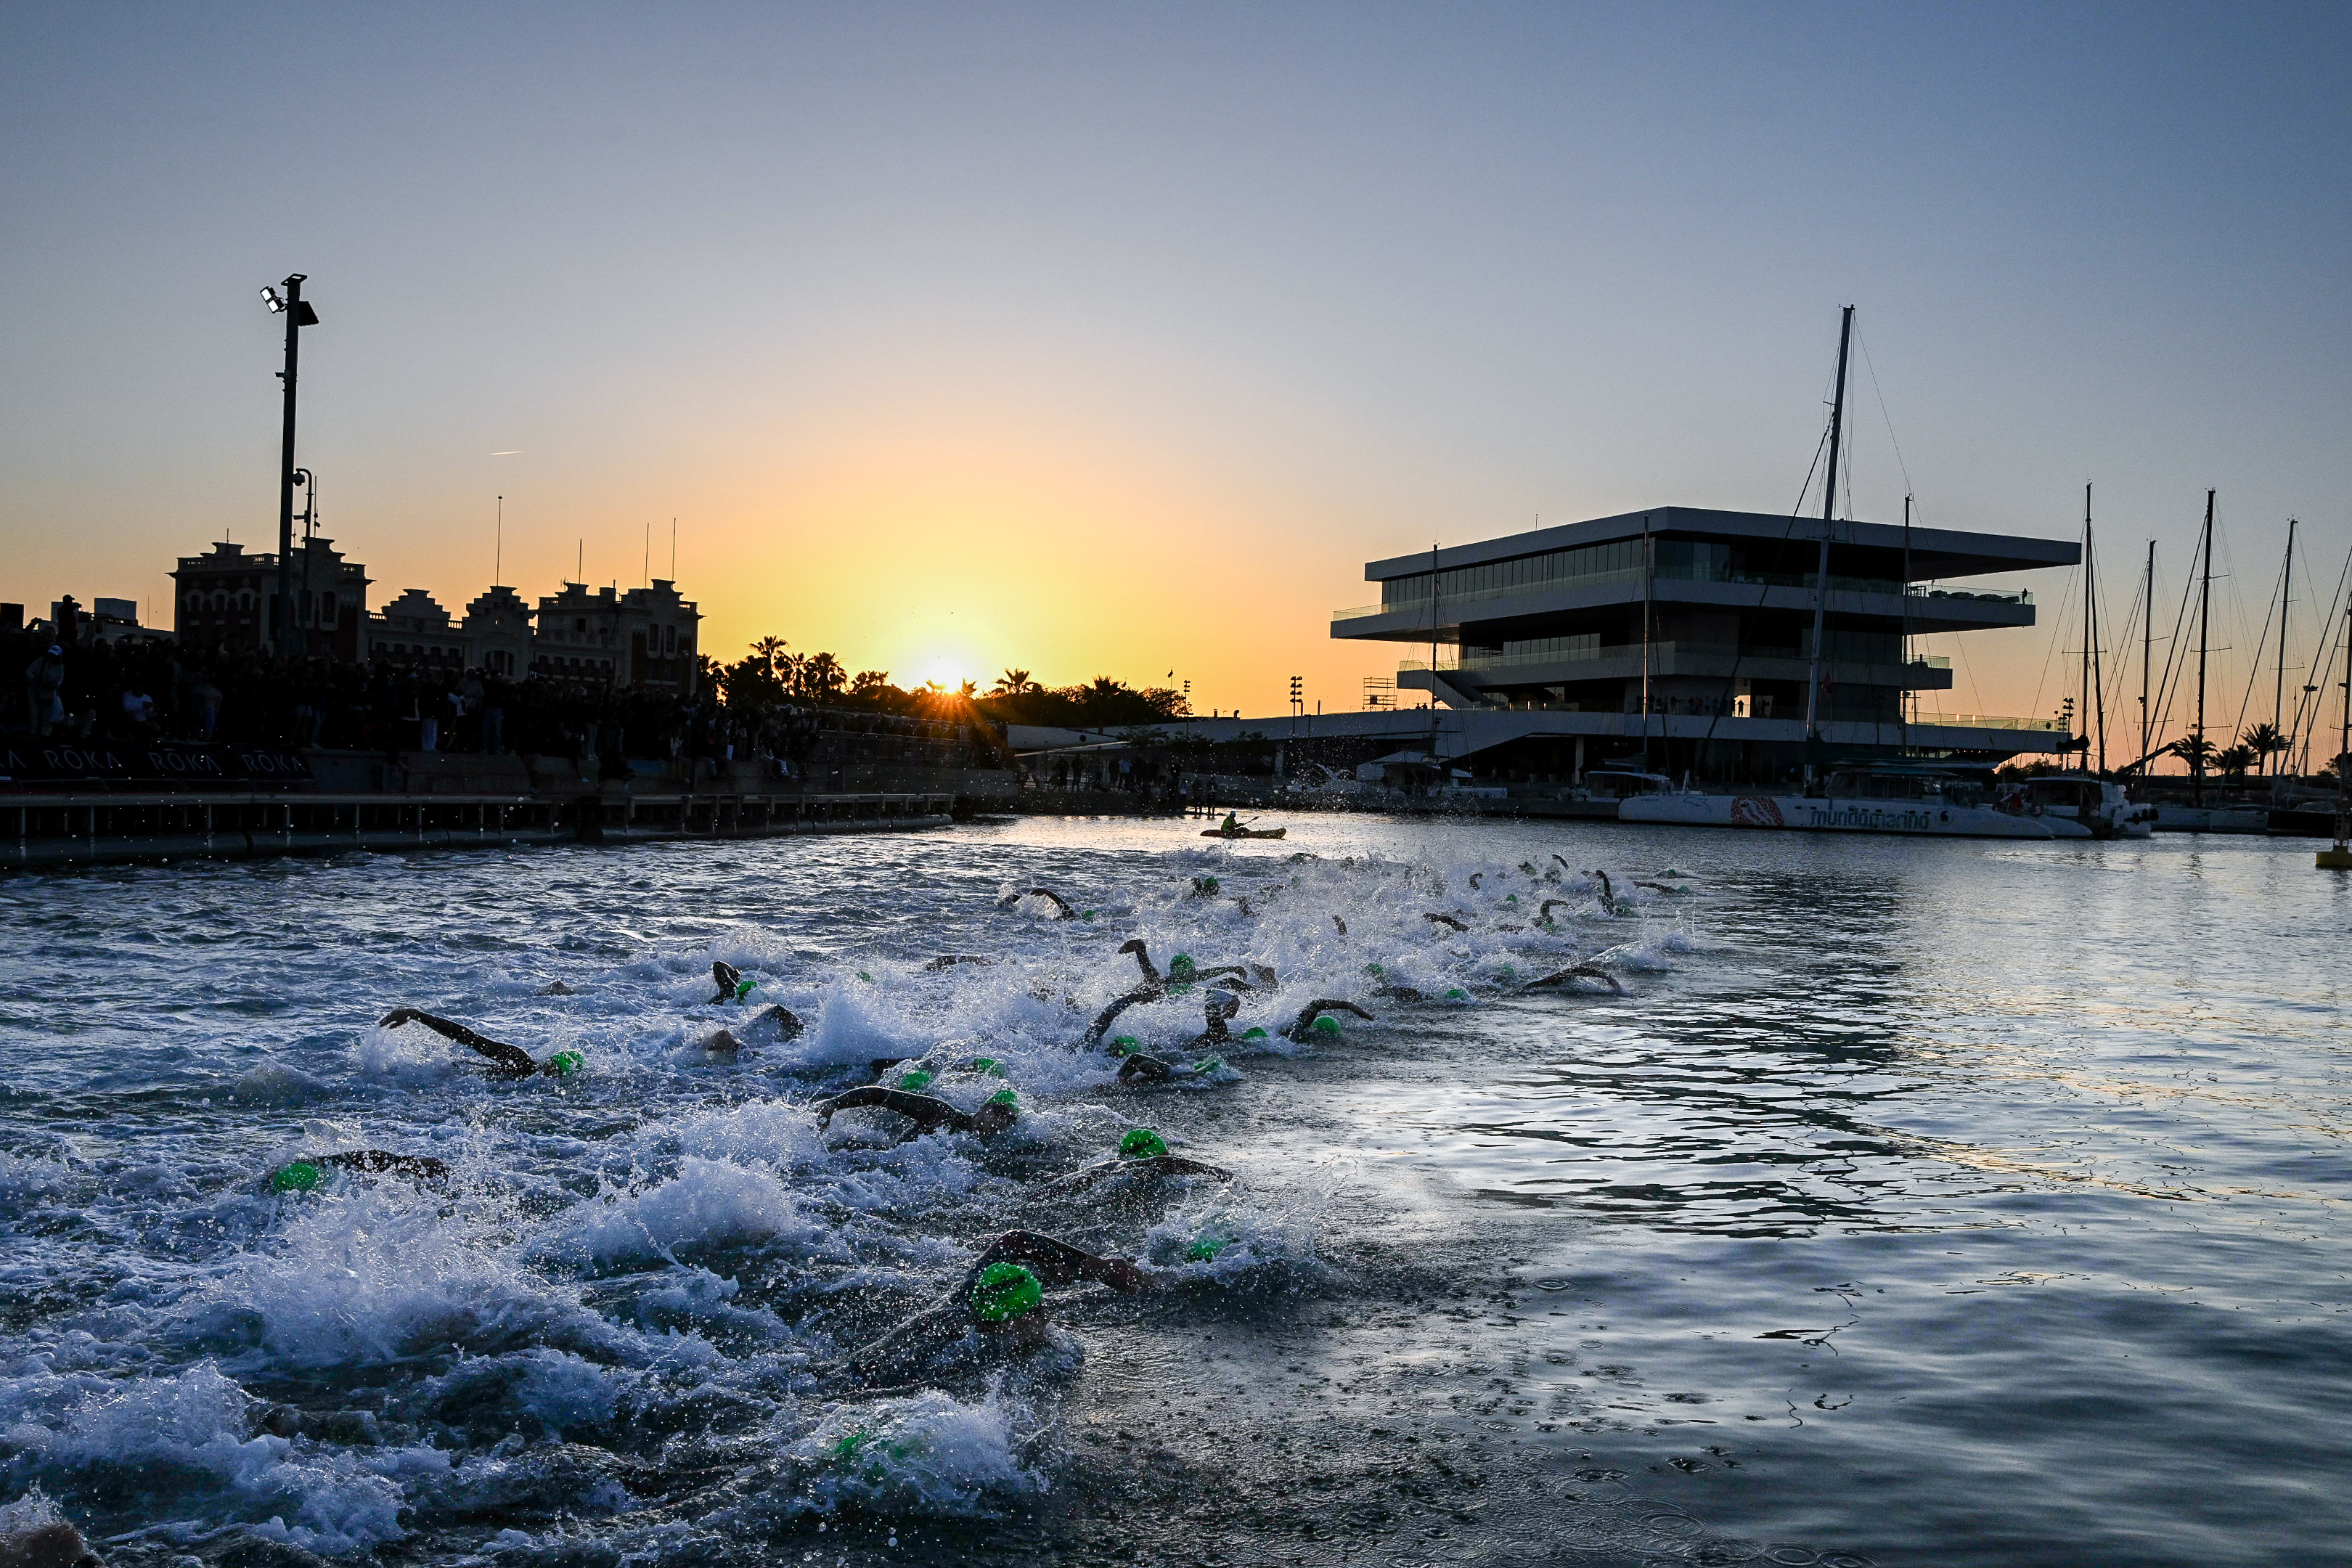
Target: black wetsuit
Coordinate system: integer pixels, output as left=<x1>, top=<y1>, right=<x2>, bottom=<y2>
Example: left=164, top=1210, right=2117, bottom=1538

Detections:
left=814, top=1087, right=1018, bottom=1138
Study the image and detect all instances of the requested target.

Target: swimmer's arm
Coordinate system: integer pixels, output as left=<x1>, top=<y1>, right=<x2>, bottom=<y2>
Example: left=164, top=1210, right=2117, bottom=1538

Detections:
left=1116, top=1053, right=1175, bottom=1083
left=977, top=1230, right=1151, bottom=1293
left=377, top=1008, right=539, bottom=1076
left=711, top=960, right=742, bottom=1003
left=814, top=1087, right=975, bottom=1133
left=1085, top=989, right=1151, bottom=1046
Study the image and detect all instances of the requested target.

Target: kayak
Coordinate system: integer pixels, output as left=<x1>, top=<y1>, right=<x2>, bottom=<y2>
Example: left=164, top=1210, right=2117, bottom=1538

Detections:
left=1201, top=827, right=1287, bottom=839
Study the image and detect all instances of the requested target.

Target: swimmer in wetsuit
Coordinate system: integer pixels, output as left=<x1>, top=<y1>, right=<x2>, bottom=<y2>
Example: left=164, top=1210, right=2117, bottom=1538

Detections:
left=814, top=1085, right=1021, bottom=1140
left=841, top=1230, right=1152, bottom=1387
left=706, top=965, right=806, bottom=1037
left=375, top=1009, right=582, bottom=1079
left=1033, top=1129, right=1230, bottom=1195
left=268, top=1151, right=449, bottom=1191
left=1281, top=998, right=1374, bottom=1042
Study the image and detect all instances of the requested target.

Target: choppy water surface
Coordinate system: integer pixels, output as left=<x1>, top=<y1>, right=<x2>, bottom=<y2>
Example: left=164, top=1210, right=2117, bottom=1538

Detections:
left=0, top=815, right=2345, bottom=1567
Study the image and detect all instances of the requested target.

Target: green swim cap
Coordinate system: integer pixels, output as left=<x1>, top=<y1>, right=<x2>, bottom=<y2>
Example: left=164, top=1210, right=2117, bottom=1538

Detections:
left=857, top=971, right=873, bottom=983
left=1081, top=910, right=1096, bottom=920
left=547, top=1050, right=583, bottom=1076
left=1445, top=987, right=1468, bottom=1001
left=1505, top=893, right=1519, bottom=904
left=270, top=1161, right=324, bottom=1193
left=984, top=1087, right=1018, bottom=1109
left=1107, top=1035, right=1138, bottom=1057
left=970, top=1056, right=1005, bottom=1077
left=894, top=1068, right=935, bottom=1092
left=971, top=1262, right=1043, bottom=1323
left=734, top=978, right=756, bottom=999
left=1363, top=963, right=1384, bottom=977
left=1190, top=1057, right=1223, bottom=1075
left=1239, top=1026, right=1267, bottom=1042
left=1120, top=1127, right=1169, bottom=1159
left=1169, top=954, right=1196, bottom=975
left=1198, top=876, right=1220, bottom=893
left=1310, top=1015, right=1342, bottom=1038
left=1184, top=1234, right=1229, bottom=1262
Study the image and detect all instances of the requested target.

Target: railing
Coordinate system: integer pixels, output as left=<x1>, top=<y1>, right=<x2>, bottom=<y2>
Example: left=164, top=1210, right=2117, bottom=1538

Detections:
left=1335, top=571, right=2030, bottom=623
left=1400, top=642, right=1955, bottom=677
left=1911, top=711, right=2070, bottom=732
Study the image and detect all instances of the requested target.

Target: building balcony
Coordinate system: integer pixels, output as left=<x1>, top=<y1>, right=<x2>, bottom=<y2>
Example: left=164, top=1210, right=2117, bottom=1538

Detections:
left=1332, top=569, right=2033, bottom=641
left=1396, top=640, right=1956, bottom=693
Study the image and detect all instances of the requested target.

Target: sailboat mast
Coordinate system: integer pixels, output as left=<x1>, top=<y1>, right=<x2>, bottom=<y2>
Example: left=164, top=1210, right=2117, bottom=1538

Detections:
left=1900, top=491, right=1912, bottom=748
left=2141, top=539, right=2155, bottom=767
left=2195, top=489, right=2214, bottom=807
left=1803, top=305, right=1854, bottom=780
left=2277, top=518, right=2296, bottom=740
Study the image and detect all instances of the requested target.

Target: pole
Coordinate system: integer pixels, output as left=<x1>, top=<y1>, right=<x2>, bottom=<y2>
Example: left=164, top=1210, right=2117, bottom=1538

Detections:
left=2141, top=539, right=2155, bottom=767
left=2085, top=483, right=2105, bottom=772
left=273, top=275, right=308, bottom=658
left=1900, top=492, right=1912, bottom=749
left=2195, top=489, right=2213, bottom=807
left=1803, top=305, right=1853, bottom=783
left=1641, top=512, right=1654, bottom=761
left=495, top=497, right=503, bottom=584
left=2277, top=517, right=2296, bottom=754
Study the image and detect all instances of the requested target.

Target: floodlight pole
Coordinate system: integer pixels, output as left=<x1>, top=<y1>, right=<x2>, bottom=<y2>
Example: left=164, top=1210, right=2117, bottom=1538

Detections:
left=273, top=274, right=310, bottom=658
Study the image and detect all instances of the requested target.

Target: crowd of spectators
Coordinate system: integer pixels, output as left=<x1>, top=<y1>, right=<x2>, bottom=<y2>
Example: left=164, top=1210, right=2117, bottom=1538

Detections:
left=7, top=620, right=993, bottom=777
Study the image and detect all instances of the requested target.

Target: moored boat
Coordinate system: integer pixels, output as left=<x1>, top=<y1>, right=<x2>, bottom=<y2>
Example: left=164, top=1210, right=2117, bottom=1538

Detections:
left=1620, top=765, right=2091, bottom=839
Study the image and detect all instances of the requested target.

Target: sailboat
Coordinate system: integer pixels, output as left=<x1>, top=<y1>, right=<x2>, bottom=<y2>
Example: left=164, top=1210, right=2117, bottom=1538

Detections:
left=1619, top=307, right=2094, bottom=841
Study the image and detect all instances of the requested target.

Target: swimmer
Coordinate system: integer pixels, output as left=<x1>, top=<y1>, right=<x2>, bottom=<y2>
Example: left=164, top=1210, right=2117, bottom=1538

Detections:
left=1084, top=987, right=1157, bottom=1047
left=1591, top=870, right=1615, bottom=907
left=1423, top=912, right=1469, bottom=933
left=375, top=1008, right=580, bottom=1079
left=1537, top=898, right=1575, bottom=925
left=841, top=1230, right=1152, bottom=1387
left=269, top=1150, right=450, bottom=1191
left=1117, top=939, right=1266, bottom=994
left=1523, top=964, right=1623, bottom=995
left=1332, top=914, right=1347, bottom=935
left=1114, top=1050, right=1228, bottom=1084
left=1283, top=999, right=1374, bottom=1042
left=710, top=960, right=756, bottom=1003
left=1033, top=1129, right=1230, bottom=1194
left=997, top=886, right=1076, bottom=919
left=814, top=1085, right=1021, bottom=1140
left=923, top=954, right=992, bottom=971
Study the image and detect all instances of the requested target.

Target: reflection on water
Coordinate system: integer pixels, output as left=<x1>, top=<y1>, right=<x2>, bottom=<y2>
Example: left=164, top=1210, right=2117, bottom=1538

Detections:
left=0, top=818, right=2345, bottom=1567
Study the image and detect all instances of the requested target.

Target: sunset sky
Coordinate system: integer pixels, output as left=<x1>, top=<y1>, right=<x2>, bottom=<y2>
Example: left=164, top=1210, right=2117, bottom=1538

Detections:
left=4, top=4, right=2348, bottom=738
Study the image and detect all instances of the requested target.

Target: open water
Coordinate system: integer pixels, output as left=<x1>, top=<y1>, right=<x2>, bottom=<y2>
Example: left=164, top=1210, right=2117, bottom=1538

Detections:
left=0, top=814, right=2345, bottom=1567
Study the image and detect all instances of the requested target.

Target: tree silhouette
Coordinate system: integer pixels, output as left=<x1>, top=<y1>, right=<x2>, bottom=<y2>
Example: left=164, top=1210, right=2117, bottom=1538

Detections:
left=2242, top=722, right=2287, bottom=776
left=2217, top=743, right=2256, bottom=783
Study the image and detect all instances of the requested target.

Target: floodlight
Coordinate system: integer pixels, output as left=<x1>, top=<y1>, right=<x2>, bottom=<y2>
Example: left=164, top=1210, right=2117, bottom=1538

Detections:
left=262, top=287, right=285, bottom=313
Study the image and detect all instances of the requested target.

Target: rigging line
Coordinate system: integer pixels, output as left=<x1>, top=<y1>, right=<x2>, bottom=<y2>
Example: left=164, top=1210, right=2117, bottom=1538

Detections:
left=1694, top=407, right=1839, bottom=759
left=2289, top=545, right=2352, bottom=770
left=2149, top=520, right=2205, bottom=767
left=2028, top=534, right=2082, bottom=736
left=2286, top=542, right=2351, bottom=762
left=2099, top=561, right=2150, bottom=736
left=1853, top=327, right=1915, bottom=499
left=2227, top=536, right=2291, bottom=747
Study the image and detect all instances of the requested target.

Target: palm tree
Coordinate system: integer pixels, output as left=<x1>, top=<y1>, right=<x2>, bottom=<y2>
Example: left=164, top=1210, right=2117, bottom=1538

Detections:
left=957, top=679, right=979, bottom=701
left=992, top=668, right=1033, bottom=696
left=2169, top=734, right=2216, bottom=777
left=2242, top=722, right=2287, bottom=777
left=751, top=635, right=789, bottom=673
left=2217, top=743, right=2256, bottom=783
left=801, top=651, right=846, bottom=699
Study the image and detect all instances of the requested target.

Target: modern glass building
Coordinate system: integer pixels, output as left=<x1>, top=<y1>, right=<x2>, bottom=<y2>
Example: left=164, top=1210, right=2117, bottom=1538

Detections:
left=1299, top=505, right=2079, bottom=781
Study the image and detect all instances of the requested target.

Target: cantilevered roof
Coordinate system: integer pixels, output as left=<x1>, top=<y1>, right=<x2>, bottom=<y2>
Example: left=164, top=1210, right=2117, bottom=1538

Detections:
left=1364, top=506, right=2077, bottom=583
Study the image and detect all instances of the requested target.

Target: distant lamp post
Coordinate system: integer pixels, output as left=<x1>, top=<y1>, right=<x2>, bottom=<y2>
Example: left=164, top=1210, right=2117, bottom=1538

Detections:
left=261, top=274, right=319, bottom=657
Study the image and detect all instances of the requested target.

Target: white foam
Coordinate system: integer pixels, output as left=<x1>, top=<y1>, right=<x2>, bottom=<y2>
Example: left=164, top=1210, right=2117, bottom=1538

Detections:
left=788, top=1387, right=1045, bottom=1514
left=536, top=1159, right=822, bottom=1270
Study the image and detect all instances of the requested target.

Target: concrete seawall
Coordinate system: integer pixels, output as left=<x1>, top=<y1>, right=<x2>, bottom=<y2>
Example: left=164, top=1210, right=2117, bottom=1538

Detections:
left=4, top=749, right=1023, bottom=870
